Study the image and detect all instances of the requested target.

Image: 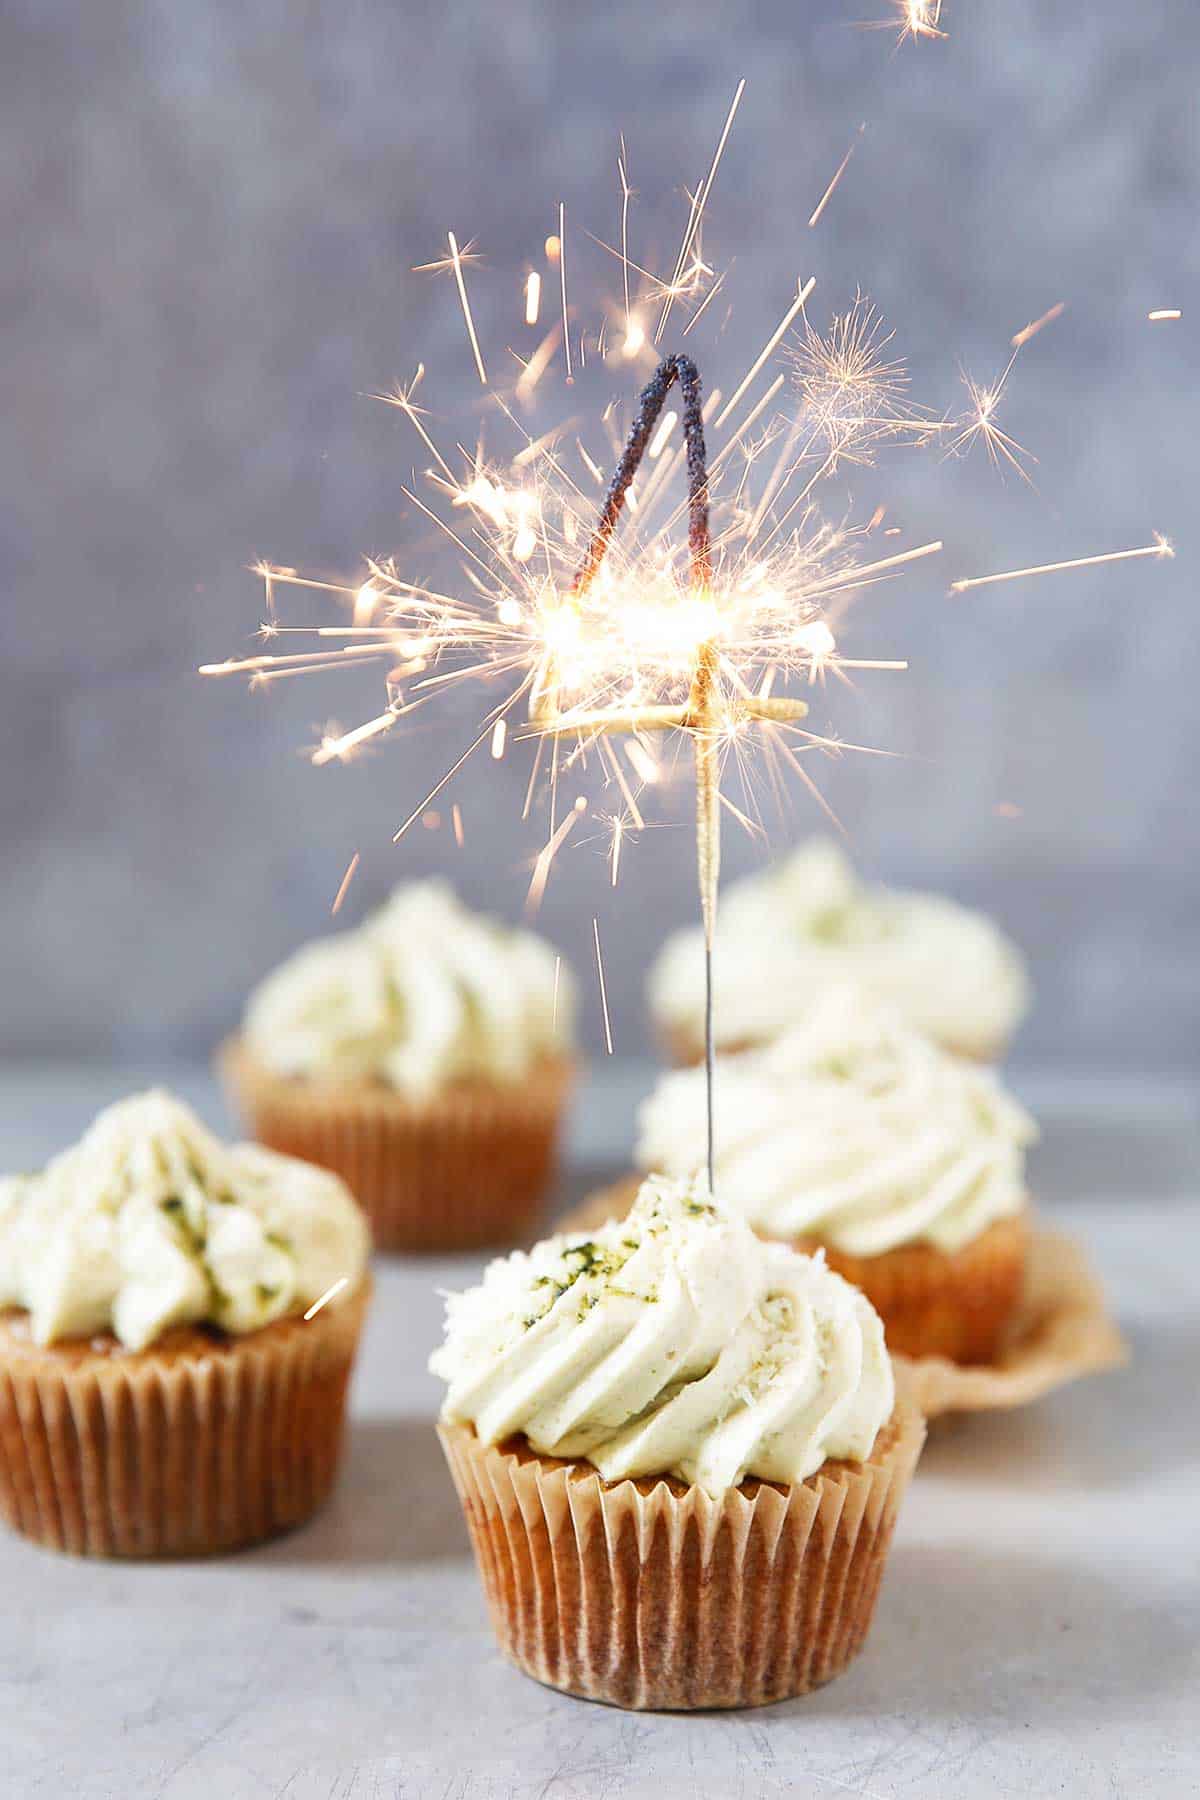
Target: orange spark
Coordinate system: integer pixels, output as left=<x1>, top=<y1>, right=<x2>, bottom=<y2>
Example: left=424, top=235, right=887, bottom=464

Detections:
left=890, top=0, right=947, bottom=44
left=609, top=815, right=624, bottom=886
left=592, top=916, right=614, bottom=1054
left=557, top=203, right=572, bottom=381
left=945, top=353, right=1035, bottom=482
left=527, top=796, right=587, bottom=911
left=446, top=230, right=487, bottom=385
left=951, top=536, right=1173, bottom=595
left=714, top=275, right=815, bottom=428
left=648, top=409, right=677, bottom=458
left=655, top=77, right=745, bottom=342
left=330, top=852, right=360, bottom=915
left=304, top=1277, right=349, bottom=1320
left=1011, top=301, right=1066, bottom=349
left=808, top=125, right=865, bottom=229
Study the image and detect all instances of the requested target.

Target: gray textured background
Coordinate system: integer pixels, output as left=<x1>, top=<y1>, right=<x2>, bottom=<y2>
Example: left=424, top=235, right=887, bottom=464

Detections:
left=1, top=0, right=1196, bottom=1071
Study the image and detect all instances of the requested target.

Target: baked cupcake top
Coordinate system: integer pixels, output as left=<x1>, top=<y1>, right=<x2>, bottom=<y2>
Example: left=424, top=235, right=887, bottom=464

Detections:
left=0, top=1090, right=369, bottom=1350
left=431, top=1172, right=893, bottom=1495
left=648, top=838, right=1029, bottom=1061
left=637, top=988, right=1036, bottom=1256
left=242, top=880, right=574, bottom=1098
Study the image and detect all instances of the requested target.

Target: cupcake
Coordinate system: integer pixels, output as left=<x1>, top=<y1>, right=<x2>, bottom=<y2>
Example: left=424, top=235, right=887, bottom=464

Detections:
left=432, top=1172, right=924, bottom=1710
left=635, top=988, right=1037, bottom=1363
left=0, top=1090, right=370, bottom=1557
left=222, top=880, right=576, bottom=1252
left=648, top=837, right=1029, bottom=1065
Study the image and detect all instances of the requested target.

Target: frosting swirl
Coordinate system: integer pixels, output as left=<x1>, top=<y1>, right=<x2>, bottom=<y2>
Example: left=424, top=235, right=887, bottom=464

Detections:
left=0, top=1091, right=369, bottom=1350
left=431, top=1172, right=893, bottom=1495
left=648, top=838, right=1029, bottom=1061
left=637, top=989, right=1035, bottom=1255
left=243, top=880, right=574, bottom=1097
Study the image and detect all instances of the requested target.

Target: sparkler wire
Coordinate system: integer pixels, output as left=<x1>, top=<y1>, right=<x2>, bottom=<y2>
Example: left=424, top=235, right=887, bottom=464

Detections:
left=570, top=353, right=711, bottom=596
left=566, top=353, right=719, bottom=1194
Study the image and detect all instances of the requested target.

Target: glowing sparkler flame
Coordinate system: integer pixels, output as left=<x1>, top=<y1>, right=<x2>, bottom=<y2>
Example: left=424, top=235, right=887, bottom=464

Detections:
left=894, top=0, right=947, bottom=44
left=202, top=97, right=973, bottom=884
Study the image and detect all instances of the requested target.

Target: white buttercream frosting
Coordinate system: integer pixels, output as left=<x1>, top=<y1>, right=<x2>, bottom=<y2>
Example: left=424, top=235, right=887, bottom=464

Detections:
left=637, top=988, right=1035, bottom=1256
left=243, top=880, right=575, bottom=1098
left=0, top=1091, right=369, bottom=1351
left=648, top=838, right=1029, bottom=1061
left=431, top=1171, right=894, bottom=1495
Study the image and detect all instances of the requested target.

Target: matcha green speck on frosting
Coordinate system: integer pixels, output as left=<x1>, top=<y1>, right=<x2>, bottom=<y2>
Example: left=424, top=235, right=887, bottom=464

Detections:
left=431, top=1171, right=894, bottom=1496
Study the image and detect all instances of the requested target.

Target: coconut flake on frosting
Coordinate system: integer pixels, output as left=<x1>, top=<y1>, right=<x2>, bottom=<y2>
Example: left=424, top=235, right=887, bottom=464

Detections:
left=243, top=880, right=574, bottom=1097
left=637, top=988, right=1036, bottom=1257
left=648, top=838, right=1029, bottom=1061
left=430, top=1171, right=893, bottom=1495
left=0, top=1090, right=369, bottom=1350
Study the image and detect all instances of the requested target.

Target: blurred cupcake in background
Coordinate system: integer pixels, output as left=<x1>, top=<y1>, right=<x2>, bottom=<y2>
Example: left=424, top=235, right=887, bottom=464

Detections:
left=222, top=881, right=576, bottom=1253
left=648, top=838, right=1029, bottom=1066
left=0, top=1090, right=370, bottom=1557
left=634, top=987, right=1037, bottom=1363
left=433, top=1172, right=924, bottom=1710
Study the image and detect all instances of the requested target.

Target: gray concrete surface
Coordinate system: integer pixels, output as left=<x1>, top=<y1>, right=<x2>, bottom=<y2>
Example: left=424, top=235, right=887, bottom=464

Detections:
left=0, top=1060, right=1197, bottom=1798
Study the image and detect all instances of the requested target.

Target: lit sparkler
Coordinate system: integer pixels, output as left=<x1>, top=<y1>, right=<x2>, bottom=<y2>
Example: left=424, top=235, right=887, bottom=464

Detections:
left=530, top=350, right=810, bottom=1180
left=201, top=87, right=1176, bottom=1187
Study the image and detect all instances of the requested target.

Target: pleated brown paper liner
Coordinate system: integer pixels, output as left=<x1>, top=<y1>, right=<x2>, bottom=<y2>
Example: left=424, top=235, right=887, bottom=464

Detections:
left=0, top=1278, right=369, bottom=1558
left=564, top=1181, right=1125, bottom=1420
left=438, top=1392, right=925, bottom=1711
left=893, top=1227, right=1128, bottom=1418
left=221, top=1039, right=574, bottom=1254
left=795, top=1214, right=1030, bottom=1364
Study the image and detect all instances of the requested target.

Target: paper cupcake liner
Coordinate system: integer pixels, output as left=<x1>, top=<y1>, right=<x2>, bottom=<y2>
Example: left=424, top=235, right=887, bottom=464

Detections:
left=565, top=1183, right=1124, bottom=1419
left=221, top=1040, right=574, bottom=1254
left=438, top=1393, right=925, bottom=1711
left=796, top=1214, right=1030, bottom=1364
left=894, top=1227, right=1128, bottom=1418
left=0, top=1279, right=369, bottom=1558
